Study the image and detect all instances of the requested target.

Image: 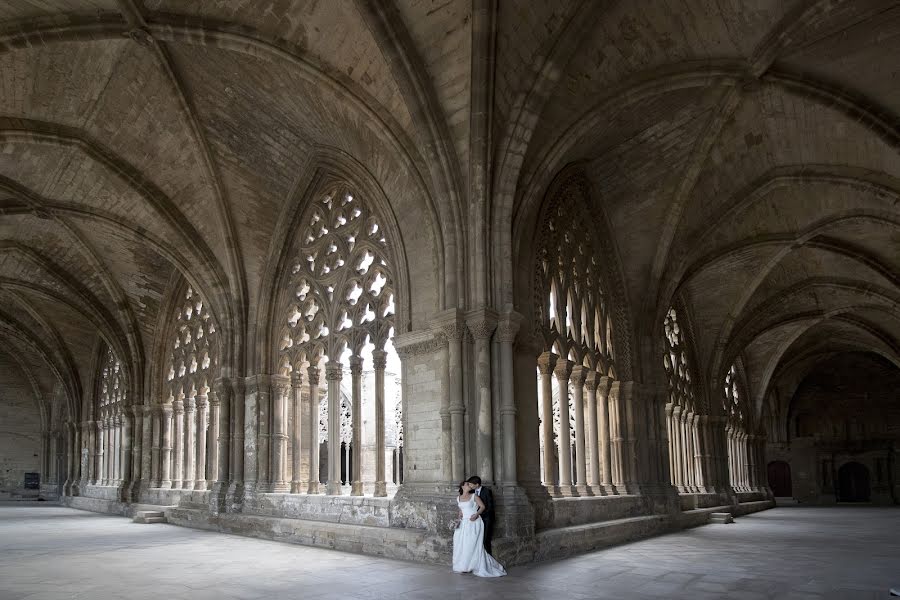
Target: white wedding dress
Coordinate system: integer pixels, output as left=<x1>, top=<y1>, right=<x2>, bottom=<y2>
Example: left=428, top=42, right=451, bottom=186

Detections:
left=452, top=494, right=507, bottom=577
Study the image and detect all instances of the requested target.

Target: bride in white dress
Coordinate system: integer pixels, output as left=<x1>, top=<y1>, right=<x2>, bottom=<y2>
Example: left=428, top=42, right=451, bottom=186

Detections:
left=452, top=481, right=507, bottom=577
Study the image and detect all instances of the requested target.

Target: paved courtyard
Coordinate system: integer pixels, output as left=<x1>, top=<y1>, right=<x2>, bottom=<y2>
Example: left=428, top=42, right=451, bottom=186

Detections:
left=1, top=503, right=898, bottom=600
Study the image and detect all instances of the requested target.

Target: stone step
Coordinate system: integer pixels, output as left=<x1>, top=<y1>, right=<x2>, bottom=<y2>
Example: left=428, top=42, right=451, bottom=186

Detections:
left=709, top=512, right=734, bottom=524
left=133, top=510, right=167, bottom=524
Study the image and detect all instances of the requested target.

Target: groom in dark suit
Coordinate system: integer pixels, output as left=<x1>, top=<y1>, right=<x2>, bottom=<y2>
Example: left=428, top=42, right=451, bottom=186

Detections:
left=466, top=475, right=494, bottom=554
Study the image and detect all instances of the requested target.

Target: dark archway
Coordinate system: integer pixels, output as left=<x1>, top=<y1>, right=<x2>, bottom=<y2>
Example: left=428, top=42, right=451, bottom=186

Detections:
left=837, top=462, right=870, bottom=502
left=767, top=460, right=792, bottom=497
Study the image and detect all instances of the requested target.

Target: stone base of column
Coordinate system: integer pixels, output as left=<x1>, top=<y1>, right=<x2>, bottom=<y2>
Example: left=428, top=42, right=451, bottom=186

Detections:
left=159, top=479, right=171, bottom=489
left=600, top=483, right=618, bottom=495
left=270, top=483, right=290, bottom=493
left=290, top=481, right=304, bottom=494
left=325, top=481, right=342, bottom=495
left=574, top=484, right=593, bottom=497
left=182, top=480, right=194, bottom=490
left=491, top=485, right=537, bottom=565
left=540, top=483, right=561, bottom=498
left=208, top=481, right=229, bottom=515
left=351, top=482, right=363, bottom=496
left=373, top=481, right=387, bottom=497
left=194, top=479, right=207, bottom=491
left=226, top=481, right=244, bottom=511
left=306, top=481, right=320, bottom=495
left=171, top=479, right=182, bottom=489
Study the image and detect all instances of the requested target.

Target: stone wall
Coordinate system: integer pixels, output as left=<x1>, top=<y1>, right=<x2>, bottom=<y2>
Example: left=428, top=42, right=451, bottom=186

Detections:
left=0, top=365, right=42, bottom=494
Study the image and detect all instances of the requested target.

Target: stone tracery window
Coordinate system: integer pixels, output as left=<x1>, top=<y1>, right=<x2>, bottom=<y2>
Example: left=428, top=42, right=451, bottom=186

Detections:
left=662, top=306, right=701, bottom=492
left=534, top=180, right=616, bottom=495
left=157, top=284, right=219, bottom=490
left=724, top=364, right=744, bottom=424
left=278, top=183, right=400, bottom=497
left=95, top=346, right=127, bottom=486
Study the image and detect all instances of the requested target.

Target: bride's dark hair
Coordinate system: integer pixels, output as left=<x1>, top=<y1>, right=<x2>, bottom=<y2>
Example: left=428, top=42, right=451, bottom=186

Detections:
left=457, top=481, right=467, bottom=495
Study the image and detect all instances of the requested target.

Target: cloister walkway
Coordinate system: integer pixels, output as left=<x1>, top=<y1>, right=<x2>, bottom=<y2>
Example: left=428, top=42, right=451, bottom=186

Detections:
left=1, top=503, right=897, bottom=600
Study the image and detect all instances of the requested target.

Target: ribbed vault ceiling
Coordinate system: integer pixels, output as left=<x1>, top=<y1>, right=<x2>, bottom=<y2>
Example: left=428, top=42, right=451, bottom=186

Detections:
left=0, top=0, right=897, bottom=431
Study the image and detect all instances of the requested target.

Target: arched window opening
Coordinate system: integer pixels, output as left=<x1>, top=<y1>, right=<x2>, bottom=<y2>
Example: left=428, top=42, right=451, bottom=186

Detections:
left=153, top=285, right=220, bottom=491
left=662, top=307, right=701, bottom=493
left=534, top=185, right=616, bottom=497
left=724, top=363, right=753, bottom=492
left=278, top=185, right=401, bottom=497
left=94, top=346, right=127, bottom=487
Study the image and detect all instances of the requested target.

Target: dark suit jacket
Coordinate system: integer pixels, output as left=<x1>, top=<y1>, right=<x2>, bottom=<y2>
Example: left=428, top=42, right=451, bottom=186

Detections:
left=476, top=486, right=494, bottom=523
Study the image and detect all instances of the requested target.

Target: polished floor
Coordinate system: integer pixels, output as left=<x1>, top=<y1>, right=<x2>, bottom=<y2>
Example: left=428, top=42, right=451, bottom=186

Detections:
left=1, top=502, right=898, bottom=599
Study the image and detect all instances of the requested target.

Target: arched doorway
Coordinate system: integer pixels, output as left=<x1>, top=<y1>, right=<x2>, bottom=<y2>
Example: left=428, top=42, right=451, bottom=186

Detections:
left=767, top=461, right=792, bottom=496
left=837, top=462, right=870, bottom=502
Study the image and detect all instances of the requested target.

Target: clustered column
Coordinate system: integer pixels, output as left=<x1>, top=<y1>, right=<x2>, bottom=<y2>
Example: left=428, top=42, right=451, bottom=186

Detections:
left=537, top=352, right=557, bottom=494
left=554, top=359, right=574, bottom=496
left=306, top=366, right=321, bottom=494
left=290, top=371, right=304, bottom=493
left=372, top=349, right=388, bottom=497
left=349, top=356, right=363, bottom=496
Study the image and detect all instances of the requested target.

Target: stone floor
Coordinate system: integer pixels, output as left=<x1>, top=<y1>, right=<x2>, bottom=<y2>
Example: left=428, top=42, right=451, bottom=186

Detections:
left=1, top=502, right=898, bottom=600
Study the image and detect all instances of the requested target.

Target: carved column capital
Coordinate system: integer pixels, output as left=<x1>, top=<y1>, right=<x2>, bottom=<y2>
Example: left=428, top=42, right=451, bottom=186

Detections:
left=307, top=365, right=321, bottom=386
left=184, top=396, right=196, bottom=412
left=596, top=375, right=614, bottom=396
left=465, top=308, right=498, bottom=340
left=172, top=398, right=184, bottom=415
left=325, top=361, right=343, bottom=381
left=570, top=364, right=588, bottom=386
left=271, top=374, right=291, bottom=397
left=584, top=371, right=599, bottom=392
left=496, top=311, right=523, bottom=343
left=349, top=355, right=363, bottom=376
left=371, top=349, right=387, bottom=370
left=537, top=351, right=558, bottom=375
left=195, top=394, right=208, bottom=410
left=554, top=358, right=574, bottom=381
left=290, top=370, right=303, bottom=389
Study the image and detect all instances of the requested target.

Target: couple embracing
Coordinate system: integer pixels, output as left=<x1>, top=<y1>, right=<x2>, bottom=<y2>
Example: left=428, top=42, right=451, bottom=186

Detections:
left=452, top=475, right=506, bottom=577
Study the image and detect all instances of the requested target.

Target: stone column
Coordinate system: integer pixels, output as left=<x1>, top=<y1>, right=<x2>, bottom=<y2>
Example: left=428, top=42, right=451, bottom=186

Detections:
left=195, top=393, right=208, bottom=490
left=81, top=421, right=94, bottom=485
left=228, top=379, right=245, bottom=500
left=596, top=376, right=615, bottom=494
left=270, top=376, right=289, bottom=492
left=98, top=417, right=107, bottom=485
left=325, top=361, right=343, bottom=495
left=467, top=309, right=497, bottom=484
left=129, top=406, right=142, bottom=499
left=554, top=358, right=574, bottom=496
left=171, top=399, right=184, bottom=489
left=672, top=405, right=684, bottom=492
left=373, top=349, right=388, bottom=497
left=121, top=409, right=133, bottom=495
left=160, top=404, right=173, bottom=488
left=607, top=381, right=626, bottom=491
left=150, top=407, right=161, bottom=486
left=307, top=365, right=321, bottom=494
left=537, top=352, right=557, bottom=493
left=290, top=371, right=304, bottom=493
left=443, top=322, right=466, bottom=481
left=497, top=313, right=521, bottom=485
left=349, top=356, right=364, bottom=496
left=570, top=365, right=589, bottom=495
left=183, top=397, right=196, bottom=489
left=584, top=373, right=601, bottom=492
left=62, top=422, right=73, bottom=495
left=665, top=403, right=675, bottom=487
left=207, top=389, right=221, bottom=489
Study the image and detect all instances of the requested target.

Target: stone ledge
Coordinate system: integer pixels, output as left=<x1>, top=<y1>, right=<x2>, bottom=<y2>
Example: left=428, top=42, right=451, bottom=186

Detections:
left=533, top=514, right=671, bottom=562
left=536, top=494, right=650, bottom=529
left=678, top=498, right=774, bottom=528
left=165, top=506, right=448, bottom=564
left=241, top=493, right=392, bottom=527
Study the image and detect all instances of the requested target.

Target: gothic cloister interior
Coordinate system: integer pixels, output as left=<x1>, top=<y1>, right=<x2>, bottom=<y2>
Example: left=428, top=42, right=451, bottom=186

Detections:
left=1, top=0, right=899, bottom=588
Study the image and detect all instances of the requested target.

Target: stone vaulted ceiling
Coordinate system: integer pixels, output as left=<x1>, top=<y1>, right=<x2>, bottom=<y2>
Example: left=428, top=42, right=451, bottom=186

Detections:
left=0, top=0, right=897, bottom=431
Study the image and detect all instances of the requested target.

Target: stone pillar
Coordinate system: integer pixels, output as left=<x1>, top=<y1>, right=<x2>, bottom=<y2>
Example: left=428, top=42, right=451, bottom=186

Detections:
left=554, top=358, right=574, bottom=496
left=349, top=356, right=363, bottom=496
left=112, top=414, right=120, bottom=485
left=570, top=365, right=589, bottom=495
left=121, top=409, right=133, bottom=496
left=497, top=313, right=521, bottom=485
left=307, top=366, right=321, bottom=494
left=325, top=361, right=343, bottom=495
left=160, top=404, right=173, bottom=488
left=584, top=373, right=601, bottom=492
left=227, top=380, right=244, bottom=497
left=373, top=350, right=387, bottom=497
left=607, top=382, right=627, bottom=492
left=596, top=376, right=615, bottom=493
left=81, top=421, right=94, bottom=486
left=672, top=405, right=685, bottom=492
left=62, top=422, right=73, bottom=495
left=171, top=398, right=184, bottom=489
left=129, top=406, right=142, bottom=499
left=537, top=352, right=557, bottom=493
left=150, top=407, right=161, bottom=486
left=290, top=371, right=304, bottom=493
left=195, top=393, right=208, bottom=490
left=467, top=309, right=497, bottom=484
left=183, top=397, right=196, bottom=489
left=443, top=322, right=466, bottom=482
left=98, top=417, right=107, bottom=485
left=270, top=376, right=289, bottom=492
left=207, top=389, right=221, bottom=489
